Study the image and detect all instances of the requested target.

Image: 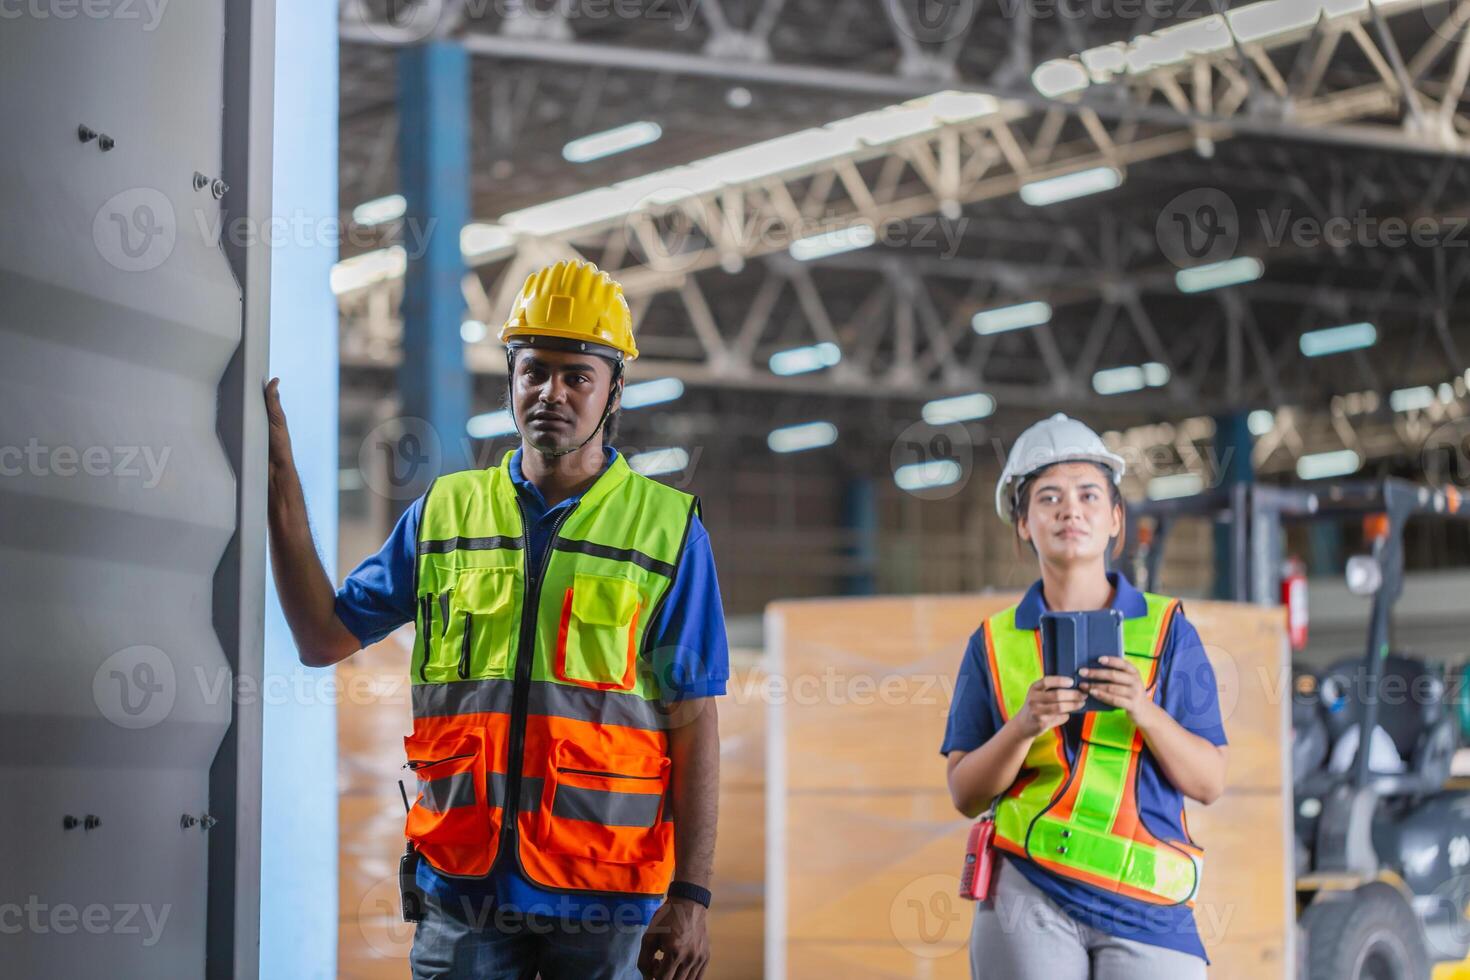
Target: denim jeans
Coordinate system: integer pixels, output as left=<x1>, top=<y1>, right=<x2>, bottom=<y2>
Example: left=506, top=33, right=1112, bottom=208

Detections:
left=409, top=880, right=648, bottom=980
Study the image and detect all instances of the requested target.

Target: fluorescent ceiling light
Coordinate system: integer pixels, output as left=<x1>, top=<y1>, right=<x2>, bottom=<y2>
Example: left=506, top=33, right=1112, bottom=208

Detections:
left=972, top=301, right=1051, bottom=335
left=1093, top=366, right=1145, bottom=395
left=352, top=194, right=406, bottom=227
left=629, top=447, right=689, bottom=477
left=789, top=225, right=875, bottom=261
left=1299, top=322, right=1377, bottom=357
left=563, top=121, right=664, bottom=163
left=1297, top=449, right=1362, bottom=480
left=460, top=320, right=487, bottom=344
left=1093, top=362, right=1168, bottom=395
left=1176, top=257, right=1264, bottom=293
left=769, top=342, right=842, bottom=376
left=330, top=246, right=405, bottom=295
left=461, top=223, right=516, bottom=259
left=621, top=377, right=685, bottom=409
left=467, top=410, right=516, bottom=439
left=1389, top=385, right=1435, bottom=412
left=500, top=90, right=1004, bottom=237
left=1247, top=409, right=1275, bottom=436
left=768, top=421, right=838, bottom=454
left=1032, top=60, right=1090, bottom=97
left=1147, top=473, right=1204, bottom=500
left=894, top=460, right=963, bottom=491
left=1031, top=0, right=1423, bottom=97
left=1020, top=167, right=1121, bottom=206
left=922, top=392, right=996, bottom=424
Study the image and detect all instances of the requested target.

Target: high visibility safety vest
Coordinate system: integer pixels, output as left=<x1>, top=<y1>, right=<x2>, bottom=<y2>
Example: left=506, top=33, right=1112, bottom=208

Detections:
left=982, top=593, right=1205, bottom=907
left=403, top=450, right=698, bottom=896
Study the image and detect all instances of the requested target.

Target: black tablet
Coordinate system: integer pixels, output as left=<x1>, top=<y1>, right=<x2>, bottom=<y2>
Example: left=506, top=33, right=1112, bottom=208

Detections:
left=1039, top=608, right=1125, bottom=713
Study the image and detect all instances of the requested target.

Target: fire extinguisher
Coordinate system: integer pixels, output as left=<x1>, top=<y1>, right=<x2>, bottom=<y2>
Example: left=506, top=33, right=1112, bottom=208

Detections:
left=1281, top=557, right=1308, bottom=652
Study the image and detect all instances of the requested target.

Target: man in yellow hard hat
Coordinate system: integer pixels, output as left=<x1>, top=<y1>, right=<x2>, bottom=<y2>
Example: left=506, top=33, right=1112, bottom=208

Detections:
left=265, top=259, right=728, bottom=978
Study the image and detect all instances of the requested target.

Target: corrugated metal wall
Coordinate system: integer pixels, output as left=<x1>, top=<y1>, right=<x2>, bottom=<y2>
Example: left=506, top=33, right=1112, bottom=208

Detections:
left=0, top=3, right=270, bottom=976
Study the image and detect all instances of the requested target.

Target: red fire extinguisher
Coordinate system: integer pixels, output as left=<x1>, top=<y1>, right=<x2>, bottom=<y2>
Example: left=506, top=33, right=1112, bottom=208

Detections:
left=1281, top=557, right=1308, bottom=652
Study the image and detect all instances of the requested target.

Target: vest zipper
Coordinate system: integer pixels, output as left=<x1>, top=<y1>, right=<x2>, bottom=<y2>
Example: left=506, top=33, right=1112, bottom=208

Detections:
left=501, top=499, right=578, bottom=860
left=458, top=612, right=473, bottom=679
left=555, top=766, right=661, bottom=781
left=403, top=752, right=474, bottom=771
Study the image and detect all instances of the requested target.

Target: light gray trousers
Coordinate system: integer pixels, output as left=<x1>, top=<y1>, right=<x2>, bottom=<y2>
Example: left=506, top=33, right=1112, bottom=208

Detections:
left=969, top=859, right=1207, bottom=980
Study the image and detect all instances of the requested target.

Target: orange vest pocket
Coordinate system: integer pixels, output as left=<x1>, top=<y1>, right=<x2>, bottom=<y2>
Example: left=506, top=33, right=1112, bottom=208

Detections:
left=536, top=738, right=671, bottom=866
left=403, top=728, right=497, bottom=877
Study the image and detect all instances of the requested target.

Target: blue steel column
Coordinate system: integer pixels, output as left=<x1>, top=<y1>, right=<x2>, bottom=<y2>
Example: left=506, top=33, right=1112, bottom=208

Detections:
left=260, top=1, right=338, bottom=976
left=1213, top=412, right=1254, bottom=600
left=843, top=477, right=878, bottom=595
left=398, top=41, right=471, bottom=476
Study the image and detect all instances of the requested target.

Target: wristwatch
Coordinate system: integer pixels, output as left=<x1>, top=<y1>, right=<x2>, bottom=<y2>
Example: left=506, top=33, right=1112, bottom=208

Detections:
left=667, top=879, right=712, bottom=908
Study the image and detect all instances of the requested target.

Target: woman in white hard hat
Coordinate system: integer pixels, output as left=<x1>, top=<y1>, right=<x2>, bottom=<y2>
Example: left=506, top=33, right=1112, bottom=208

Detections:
left=942, top=413, right=1228, bottom=979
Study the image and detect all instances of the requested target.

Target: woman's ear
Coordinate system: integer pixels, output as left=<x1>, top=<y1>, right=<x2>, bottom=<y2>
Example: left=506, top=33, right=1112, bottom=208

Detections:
left=1110, top=501, right=1127, bottom=559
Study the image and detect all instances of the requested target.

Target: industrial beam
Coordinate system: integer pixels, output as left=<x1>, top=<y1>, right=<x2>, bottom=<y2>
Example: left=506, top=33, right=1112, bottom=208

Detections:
left=398, top=41, right=473, bottom=476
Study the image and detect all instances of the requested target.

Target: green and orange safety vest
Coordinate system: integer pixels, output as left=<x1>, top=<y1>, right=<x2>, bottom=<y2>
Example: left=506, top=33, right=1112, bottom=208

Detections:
left=981, top=593, right=1205, bottom=907
left=403, top=450, right=698, bottom=896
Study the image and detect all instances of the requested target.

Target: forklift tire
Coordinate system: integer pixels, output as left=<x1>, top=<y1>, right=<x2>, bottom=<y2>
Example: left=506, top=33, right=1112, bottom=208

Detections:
left=1300, top=882, right=1429, bottom=980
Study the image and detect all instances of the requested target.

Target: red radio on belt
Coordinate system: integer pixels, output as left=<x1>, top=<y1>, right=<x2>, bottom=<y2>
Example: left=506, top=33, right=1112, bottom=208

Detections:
left=959, top=815, right=999, bottom=901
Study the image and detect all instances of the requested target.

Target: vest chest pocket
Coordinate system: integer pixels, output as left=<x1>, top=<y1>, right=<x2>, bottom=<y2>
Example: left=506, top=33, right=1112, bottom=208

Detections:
left=435, top=567, right=518, bottom=681
left=554, top=572, right=642, bottom=691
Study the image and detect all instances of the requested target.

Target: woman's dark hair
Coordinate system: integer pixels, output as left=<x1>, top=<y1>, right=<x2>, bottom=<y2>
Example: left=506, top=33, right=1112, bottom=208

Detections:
left=1010, top=461, right=1125, bottom=560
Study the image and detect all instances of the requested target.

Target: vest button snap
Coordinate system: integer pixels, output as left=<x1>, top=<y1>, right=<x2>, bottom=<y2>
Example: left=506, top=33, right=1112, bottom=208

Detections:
left=1056, top=845, right=1068, bottom=854
left=1062, top=830, right=1072, bottom=838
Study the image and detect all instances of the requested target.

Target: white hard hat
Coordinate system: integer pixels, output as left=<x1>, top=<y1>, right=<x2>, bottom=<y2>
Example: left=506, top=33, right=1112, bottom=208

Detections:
left=995, top=413, right=1126, bottom=523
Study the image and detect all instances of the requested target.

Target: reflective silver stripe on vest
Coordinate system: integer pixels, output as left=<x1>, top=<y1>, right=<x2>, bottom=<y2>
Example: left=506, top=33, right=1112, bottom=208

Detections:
left=417, top=773, right=476, bottom=813
left=552, top=538, right=676, bottom=578
left=529, top=680, right=667, bottom=731
left=552, top=784, right=663, bottom=828
left=413, top=678, right=666, bottom=731
left=412, top=679, right=516, bottom=718
left=489, top=772, right=544, bottom=812
left=420, top=535, right=524, bottom=554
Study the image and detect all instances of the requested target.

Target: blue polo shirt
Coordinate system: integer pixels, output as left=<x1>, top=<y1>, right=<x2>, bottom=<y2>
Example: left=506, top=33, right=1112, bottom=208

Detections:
left=941, top=572, right=1226, bottom=962
left=335, top=445, right=730, bottom=924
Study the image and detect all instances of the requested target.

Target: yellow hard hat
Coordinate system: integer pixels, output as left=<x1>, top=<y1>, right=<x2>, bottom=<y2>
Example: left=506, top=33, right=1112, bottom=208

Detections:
left=499, top=259, right=638, bottom=361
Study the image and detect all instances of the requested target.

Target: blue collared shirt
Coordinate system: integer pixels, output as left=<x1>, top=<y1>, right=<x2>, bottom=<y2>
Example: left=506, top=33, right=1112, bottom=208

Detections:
left=941, top=572, right=1226, bottom=962
left=334, top=445, right=730, bottom=922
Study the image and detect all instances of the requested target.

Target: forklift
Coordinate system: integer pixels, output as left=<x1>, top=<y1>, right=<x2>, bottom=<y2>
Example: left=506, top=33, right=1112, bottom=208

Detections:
left=1123, top=478, right=1469, bottom=980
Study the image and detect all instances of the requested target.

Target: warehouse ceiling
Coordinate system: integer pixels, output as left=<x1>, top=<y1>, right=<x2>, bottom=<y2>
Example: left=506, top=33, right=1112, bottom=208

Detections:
left=334, top=0, right=1470, bottom=480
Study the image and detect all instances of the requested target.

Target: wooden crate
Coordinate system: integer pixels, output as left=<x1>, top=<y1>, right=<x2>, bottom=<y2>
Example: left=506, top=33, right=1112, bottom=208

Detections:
left=765, top=593, right=1293, bottom=980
